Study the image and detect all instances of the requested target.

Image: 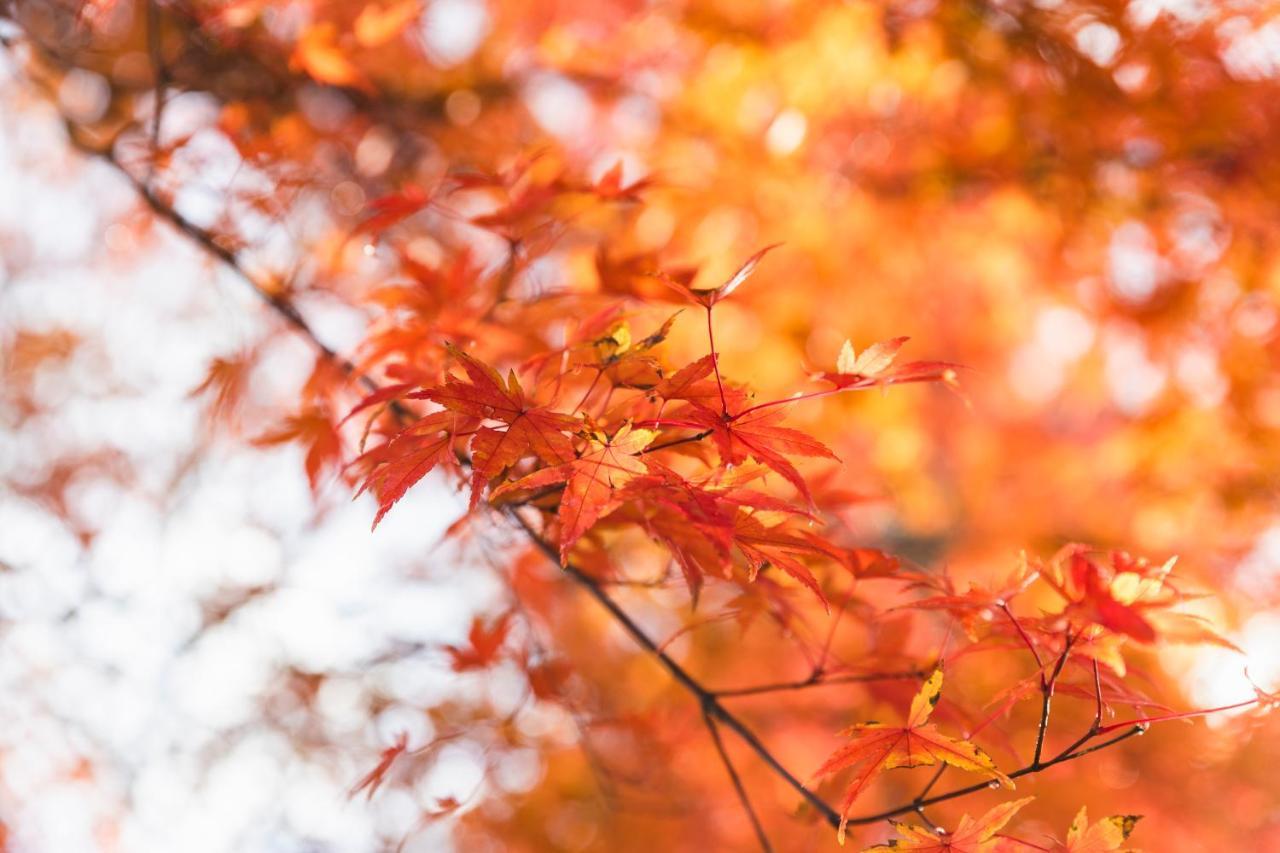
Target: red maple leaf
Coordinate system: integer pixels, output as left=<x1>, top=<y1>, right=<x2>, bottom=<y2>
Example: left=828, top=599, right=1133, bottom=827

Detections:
left=353, top=184, right=432, bottom=238
left=349, top=733, right=410, bottom=801
left=862, top=797, right=1034, bottom=852
left=254, top=406, right=343, bottom=493
left=813, top=669, right=1014, bottom=843
left=445, top=612, right=514, bottom=671
left=680, top=403, right=837, bottom=502
left=355, top=410, right=469, bottom=527
left=421, top=347, right=577, bottom=508
left=1043, top=547, right=1172, bottom=644
left=493, top=423, right=655, bottom=563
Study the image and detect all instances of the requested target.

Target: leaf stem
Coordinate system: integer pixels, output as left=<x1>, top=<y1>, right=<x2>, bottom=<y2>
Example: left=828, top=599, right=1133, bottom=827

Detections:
left=732, top=387, right=844, bottom=421
left=1001, top=603, right=1044, bottom=675
left=1096, top=697, right=1259, bottom=734
left=706, top=305, right=729, bottom=416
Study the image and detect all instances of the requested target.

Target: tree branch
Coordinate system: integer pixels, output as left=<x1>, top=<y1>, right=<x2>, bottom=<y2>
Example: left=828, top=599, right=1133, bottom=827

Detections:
left=47, top=107, right=1166, bottom=844
left=845, top=724, right=1147, bottom=826
left=60, top=126, right=848, bottom=830
left=713, top=669, right=925, bottom=699
left=703, top=709, right=773, bottom=852
left=509, top=509, right=842, bottom=828
left=1032, top=633, right=1073, bottom=767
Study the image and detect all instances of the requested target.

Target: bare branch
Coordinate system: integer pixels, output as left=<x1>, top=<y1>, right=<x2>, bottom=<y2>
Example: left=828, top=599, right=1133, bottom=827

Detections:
left=714, top=670, right=925, bottom=699
left=703, top=710, right=773, bottom=853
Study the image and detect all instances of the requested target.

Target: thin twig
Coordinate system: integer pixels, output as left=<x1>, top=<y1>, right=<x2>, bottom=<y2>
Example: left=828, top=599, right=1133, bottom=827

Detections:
left=1091, top=657, right=1104, bottom=726
left=909, top=766, right=947, bottom=833
left=915, top=765, right=947, bottom=802
left=815, top=583, right=859, bottom=675
left=1055, top=659, right=1107, bottom=759
left=912, top=805, right=943, bottom=833
left=706, top=306, right=729, bottom=416
left=845, top=725, right=1147, bottom=826
left=510, top=509, right=843, bottom=828
left=1001, top=603, right=1044, bottom=675
left=714, top=670, right=925, bottom=699
left=144, top=0, right=167, bottom=185
left=703, top=710, right=773, bottom=852
left=1032, top=633, right=1074, bottom=767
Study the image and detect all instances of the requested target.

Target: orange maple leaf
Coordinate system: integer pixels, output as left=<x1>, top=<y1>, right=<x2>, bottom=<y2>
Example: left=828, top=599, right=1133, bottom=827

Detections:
left=292, top=24, right=372, bottom=91
left=730, top=511, right=836, bottom=603
left=354, top=0, right=422, bottom=47
left=681, top=403, right=837, bottom=503
left=588, top=161, right=654, bottom=202
left=189, top=351, right=255, bottom=425
left=816, top=337, right=959, bottom=391
left=493, top=423, right=655, bottom=563
left=660, top=244, right=782, bottom=307
left=652, top=354, right=748, bottom=410
left=814, top=669, right=1014, bottom=843
left=355, top=410, right=468, bottom=527
left=609, top=462, right=825, bottom=603
left=1051, top=806, right=1142, bottom=852
left=862, top=797, right=1034, bottom=852
left=445, top=612, right=513, bottom=672
left=255, top=407, right=342, bottom=493
left=422, top=347, right=577, bottom=508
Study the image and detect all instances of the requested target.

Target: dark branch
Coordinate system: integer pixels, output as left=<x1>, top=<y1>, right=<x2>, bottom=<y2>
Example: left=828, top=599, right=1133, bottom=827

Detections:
left=703, top=710, right=773, bottom=853
left=1032, top=633, right=1073, bottom=767
left=845, top=724, right=1147, bottom=826
left=714, top=669, right=925, bottom=699
left=509, top=509, right=843, bottom=828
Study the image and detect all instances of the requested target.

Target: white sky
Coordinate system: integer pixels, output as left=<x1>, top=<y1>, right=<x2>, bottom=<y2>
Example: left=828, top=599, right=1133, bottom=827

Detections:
left=0, top=61, right=500, bottom=853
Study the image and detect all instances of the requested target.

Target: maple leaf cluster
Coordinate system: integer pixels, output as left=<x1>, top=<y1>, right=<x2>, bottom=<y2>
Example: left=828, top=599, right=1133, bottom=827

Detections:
left=342, top=240, right=1260, bottom=850
left=352, top=249, right=953, bottom=608
left=813, top=670, right=1012, bottom=843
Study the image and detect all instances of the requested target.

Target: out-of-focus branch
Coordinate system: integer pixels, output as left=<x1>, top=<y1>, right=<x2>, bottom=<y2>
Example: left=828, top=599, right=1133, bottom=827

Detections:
left=703, top=709, right=773, bottom=852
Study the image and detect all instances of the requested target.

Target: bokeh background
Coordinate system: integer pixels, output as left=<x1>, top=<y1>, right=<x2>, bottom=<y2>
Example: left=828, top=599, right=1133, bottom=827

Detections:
left=2, top=1, right=1280, bottom=850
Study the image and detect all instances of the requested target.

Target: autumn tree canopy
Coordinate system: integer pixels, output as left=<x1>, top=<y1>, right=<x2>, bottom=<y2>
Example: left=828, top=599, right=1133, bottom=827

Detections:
left=2, top=0, right=1279, bottom=850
